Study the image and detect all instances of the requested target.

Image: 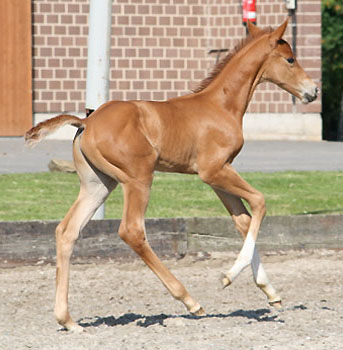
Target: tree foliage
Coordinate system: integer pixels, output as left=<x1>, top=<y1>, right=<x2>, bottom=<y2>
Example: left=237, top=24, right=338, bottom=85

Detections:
left=322, top=0, right=343, bottom=139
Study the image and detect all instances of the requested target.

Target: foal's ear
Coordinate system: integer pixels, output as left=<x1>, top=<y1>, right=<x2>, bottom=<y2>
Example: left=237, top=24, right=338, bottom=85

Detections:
left=269, top=18, right=289, bottom=48
left=247, top=20, right=264, bottom=38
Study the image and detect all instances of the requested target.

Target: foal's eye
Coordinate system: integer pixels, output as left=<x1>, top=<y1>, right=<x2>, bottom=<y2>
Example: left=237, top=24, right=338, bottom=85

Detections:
left=286, top=57, right=295, bottom=64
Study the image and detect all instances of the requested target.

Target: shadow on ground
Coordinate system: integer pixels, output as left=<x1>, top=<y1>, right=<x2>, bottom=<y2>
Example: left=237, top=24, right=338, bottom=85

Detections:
left=78, top=308, right=283, bottom=329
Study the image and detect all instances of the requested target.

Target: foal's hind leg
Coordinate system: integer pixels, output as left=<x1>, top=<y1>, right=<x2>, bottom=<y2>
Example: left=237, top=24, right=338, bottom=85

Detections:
left=54, top=146, right=117, bottom=331
left=213, top=189, right=282, bottom=308
left=118, top=179, right=204, bottom=315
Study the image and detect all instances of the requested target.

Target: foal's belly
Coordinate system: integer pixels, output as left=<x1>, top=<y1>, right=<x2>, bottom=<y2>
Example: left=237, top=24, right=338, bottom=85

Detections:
left=155, top=157, right=198, bottom=175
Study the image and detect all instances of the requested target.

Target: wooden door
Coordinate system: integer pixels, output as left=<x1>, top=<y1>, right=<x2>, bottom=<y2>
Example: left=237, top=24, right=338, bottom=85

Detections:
left=0, top=0, right=32, bottom=136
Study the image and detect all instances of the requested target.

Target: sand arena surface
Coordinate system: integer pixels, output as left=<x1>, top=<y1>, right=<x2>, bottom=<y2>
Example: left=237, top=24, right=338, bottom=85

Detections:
left=1, top=249, right=342, bottom=350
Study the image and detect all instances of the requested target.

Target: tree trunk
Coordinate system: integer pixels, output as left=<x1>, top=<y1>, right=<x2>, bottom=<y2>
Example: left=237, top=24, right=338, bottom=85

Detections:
left=337, top=92, right=343, bottom=140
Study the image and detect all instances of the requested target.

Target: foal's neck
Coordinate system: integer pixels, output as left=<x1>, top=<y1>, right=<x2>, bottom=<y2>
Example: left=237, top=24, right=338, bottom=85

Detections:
left=206, top=36, right=270, bottom=121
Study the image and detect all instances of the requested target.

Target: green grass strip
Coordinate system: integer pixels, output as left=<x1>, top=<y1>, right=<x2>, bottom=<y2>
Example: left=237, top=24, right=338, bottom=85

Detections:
left=1, top=171, right=343, bottom=221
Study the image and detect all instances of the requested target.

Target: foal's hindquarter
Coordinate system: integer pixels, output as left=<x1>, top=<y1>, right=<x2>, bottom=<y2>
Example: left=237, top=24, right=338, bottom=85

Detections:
left=26, top=20, right=319, bottom=331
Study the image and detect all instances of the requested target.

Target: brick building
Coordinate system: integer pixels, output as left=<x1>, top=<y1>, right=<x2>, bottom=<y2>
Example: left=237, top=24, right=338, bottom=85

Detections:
left=0, top=0, right=322, bottom=139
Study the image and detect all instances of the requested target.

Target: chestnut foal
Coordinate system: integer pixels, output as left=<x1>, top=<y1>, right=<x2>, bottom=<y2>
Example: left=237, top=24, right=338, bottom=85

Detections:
left=26, top=20, right=318, bottom=331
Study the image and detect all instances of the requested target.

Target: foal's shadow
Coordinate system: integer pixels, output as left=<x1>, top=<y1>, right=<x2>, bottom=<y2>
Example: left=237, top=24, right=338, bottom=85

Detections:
left=78, top=308, right=282, bottom=329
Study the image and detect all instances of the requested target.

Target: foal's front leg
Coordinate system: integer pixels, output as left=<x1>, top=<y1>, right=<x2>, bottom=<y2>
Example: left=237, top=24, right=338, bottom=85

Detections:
left=199, top=163, right=281, bottom=305
left=213, top=190, right=282, bottom=308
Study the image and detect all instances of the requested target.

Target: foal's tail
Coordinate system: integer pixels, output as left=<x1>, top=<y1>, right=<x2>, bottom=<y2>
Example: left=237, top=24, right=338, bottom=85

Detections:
left=25, top=114, right=86, bottom=147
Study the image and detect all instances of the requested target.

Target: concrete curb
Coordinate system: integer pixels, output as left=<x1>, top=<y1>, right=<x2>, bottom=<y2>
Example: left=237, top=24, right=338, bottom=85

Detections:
left=1, top=215, right=343, bottom=261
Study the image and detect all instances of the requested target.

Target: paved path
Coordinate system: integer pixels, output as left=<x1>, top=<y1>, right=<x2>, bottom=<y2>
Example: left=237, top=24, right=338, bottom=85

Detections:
left=1, top=137, right=342, bottom=174
left=0, top=138, right=73, bottom=174
left=234, top=140, right=343, bottom=172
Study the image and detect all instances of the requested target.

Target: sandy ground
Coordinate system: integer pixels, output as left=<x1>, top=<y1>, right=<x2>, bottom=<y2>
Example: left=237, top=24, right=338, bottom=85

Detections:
left=1, top=249, right=342, bottom=350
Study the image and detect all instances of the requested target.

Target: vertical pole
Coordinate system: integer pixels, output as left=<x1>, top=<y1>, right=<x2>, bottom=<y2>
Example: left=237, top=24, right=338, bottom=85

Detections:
left=86, top=0, right=112, bottom=219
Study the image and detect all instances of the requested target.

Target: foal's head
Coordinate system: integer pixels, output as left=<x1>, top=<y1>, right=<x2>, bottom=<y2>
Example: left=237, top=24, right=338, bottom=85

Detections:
left=249, top=20, right=319, bottom=104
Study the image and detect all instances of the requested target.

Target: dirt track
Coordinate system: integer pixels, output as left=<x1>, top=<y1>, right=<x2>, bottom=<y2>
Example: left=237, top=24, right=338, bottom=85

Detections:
left=1, top=249, right=342, bottom=350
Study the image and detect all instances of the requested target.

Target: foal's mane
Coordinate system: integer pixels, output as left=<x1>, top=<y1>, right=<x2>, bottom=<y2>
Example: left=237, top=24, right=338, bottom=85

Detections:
left=193, top=27, right=273, bottom=93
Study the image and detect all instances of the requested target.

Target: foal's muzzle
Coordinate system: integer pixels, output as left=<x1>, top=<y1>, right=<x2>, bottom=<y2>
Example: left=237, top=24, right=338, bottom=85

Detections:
left=301, top=85, right=319, bottom=104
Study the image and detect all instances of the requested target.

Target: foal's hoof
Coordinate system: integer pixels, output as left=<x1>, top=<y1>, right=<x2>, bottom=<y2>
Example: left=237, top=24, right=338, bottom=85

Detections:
left=191, top=306, right=206, bottom=317
left=62, top=322, right=85, bottom=333
left=269, top=299, right=283, bottom=312
left=221, top=273, right=231, bottom=289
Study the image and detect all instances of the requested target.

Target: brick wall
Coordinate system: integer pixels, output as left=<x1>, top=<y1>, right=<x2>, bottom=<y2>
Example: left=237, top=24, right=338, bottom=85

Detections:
left=32, top=0, right=321, bottom=116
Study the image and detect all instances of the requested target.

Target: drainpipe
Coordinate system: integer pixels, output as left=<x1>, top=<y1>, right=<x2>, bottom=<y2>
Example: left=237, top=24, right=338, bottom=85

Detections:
left=86, top=0, right=112, bottom=220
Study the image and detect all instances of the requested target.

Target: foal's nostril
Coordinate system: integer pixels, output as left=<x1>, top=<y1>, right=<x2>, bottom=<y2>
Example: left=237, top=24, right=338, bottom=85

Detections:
left=304, top=92, right=317, bottom=103
left=315, top=87, right=319, bottom=96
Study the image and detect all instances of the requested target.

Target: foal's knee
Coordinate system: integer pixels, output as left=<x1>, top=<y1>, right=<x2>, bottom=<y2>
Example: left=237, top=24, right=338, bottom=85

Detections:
left=118, top=223, right=147, bottom=253
left=250, top=191, right=266, bottom=218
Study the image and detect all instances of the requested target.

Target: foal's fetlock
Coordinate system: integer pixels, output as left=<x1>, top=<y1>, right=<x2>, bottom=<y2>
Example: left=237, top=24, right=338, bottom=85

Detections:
left=55, top=310, right=83, bottom=332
